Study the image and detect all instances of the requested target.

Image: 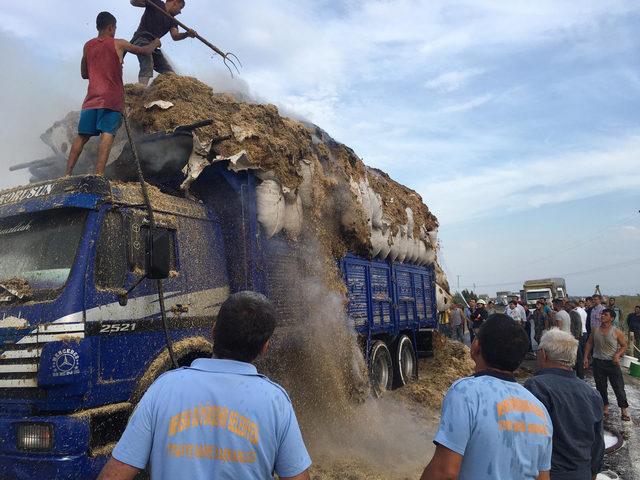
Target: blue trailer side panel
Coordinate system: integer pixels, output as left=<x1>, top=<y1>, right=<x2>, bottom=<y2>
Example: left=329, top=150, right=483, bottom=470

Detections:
left=370, top=263, right=393, bottom=332
left=342, top=254, right=437, bottom=338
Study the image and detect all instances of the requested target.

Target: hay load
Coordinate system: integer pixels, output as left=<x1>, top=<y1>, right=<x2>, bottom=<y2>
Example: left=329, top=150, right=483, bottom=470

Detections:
left=19, top=74, right=445, bottom=281
left=125, top=74, right=441, bottom=267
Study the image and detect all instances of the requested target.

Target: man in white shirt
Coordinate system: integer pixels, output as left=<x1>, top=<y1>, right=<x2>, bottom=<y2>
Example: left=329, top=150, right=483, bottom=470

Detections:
left=552, top=299, right=571, bottom=334
left=506, top=300, right=526, bottom=326
left=574, top=301, right=588, bottom=379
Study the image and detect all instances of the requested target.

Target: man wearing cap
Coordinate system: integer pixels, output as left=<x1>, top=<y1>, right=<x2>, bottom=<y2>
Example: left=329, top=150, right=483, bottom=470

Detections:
left=98, top=291, right=312, bottom=480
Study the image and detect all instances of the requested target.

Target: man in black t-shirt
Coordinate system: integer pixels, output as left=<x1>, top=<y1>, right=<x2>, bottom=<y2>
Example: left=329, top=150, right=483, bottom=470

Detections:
left=130, top=0, right=197, bottom=85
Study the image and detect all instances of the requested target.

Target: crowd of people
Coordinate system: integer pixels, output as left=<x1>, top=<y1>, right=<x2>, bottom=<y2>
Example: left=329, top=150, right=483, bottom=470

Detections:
left=431, top=294, right=637, bottom=479
left=442, top=295, right=639, bottom=363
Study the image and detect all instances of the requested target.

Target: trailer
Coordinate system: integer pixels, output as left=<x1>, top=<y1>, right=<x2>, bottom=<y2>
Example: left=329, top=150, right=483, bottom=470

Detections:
left=0, top=160, right=437, bottom=478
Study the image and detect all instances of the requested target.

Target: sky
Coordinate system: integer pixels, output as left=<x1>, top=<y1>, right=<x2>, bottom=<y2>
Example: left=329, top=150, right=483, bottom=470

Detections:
left=0, top=1, right=639, bottom=297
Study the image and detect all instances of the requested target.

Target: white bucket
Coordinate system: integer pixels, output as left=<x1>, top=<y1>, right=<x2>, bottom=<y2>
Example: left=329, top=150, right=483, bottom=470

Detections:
left=620, top=355, right=634, bottom=369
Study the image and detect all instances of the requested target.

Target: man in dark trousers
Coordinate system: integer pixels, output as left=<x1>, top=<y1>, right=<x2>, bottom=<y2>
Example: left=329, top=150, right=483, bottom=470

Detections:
left=525, top=328, right=604, bottom=479
left=98, top=292, right=312, bottom=480
left=627, top=305, right=640, bottom=360
left=65, top=12, right=159, bottom=176
left=470, top=299, right=489, bottom=342
left=584, top=308, right=631, bottom=421
left=130, top=0, right=197, bottom=85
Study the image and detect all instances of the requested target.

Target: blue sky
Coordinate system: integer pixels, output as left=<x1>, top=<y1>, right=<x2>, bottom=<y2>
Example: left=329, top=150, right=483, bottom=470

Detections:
left=1, top=1, right=639, bottom=296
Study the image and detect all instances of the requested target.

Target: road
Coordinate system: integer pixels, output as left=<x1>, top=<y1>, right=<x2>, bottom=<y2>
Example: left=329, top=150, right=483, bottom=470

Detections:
left=597, top=370, right=640, bottom=480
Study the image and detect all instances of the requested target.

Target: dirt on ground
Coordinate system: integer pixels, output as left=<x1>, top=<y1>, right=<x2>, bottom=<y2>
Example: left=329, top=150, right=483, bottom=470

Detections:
left=301, top=335, right=475, bottom=479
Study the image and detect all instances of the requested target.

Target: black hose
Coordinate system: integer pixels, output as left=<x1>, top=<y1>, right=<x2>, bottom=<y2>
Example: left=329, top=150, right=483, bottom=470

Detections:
left=121, top=96, right=179, bottom=369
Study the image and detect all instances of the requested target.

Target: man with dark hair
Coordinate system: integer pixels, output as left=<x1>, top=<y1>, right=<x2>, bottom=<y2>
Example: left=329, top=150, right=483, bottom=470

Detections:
left=450, top=304, right=465, bottom=343
left=590, top=294, right=605, bottom=330
left=607, top=297, right=622, bottom=328
left=130, top=0, right=197, bottom=85
left=568, top=301, right=588, bottom=379
left=506, top=299, right=526, bottom=326
left=584, top=308, right=631, bottom=422
left=525, top=329, right=604, bottom=479
left=420, top=314, right=552, bottom=480
left=532, top=300, right=549, bottom=347
left=552, top=298, right=571, bottom=334
left=585, top=296, right=594, bottom=338
left=627, top=306, right=640, bottom=360
left=464, top=298, right=477, bottom=343
left=65, top=12, right=159, bottom=176
left=98, top=291, right=312, bottom=480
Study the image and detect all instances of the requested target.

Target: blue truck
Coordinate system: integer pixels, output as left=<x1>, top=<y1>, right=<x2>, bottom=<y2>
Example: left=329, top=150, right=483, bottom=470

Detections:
left=0, top=153, right=437, bottom=478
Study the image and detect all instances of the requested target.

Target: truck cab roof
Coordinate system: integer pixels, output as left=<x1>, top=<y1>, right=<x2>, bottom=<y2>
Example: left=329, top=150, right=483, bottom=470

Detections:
left=0, top=175, right=208, bottom=220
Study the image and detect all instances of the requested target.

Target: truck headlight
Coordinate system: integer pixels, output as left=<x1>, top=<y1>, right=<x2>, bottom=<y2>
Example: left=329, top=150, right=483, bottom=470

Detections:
left=17, top=423, right=53, bottom=451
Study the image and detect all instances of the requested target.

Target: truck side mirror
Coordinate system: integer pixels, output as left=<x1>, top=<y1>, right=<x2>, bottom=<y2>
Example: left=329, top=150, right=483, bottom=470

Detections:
left=146, top=229, right=171, bottom=280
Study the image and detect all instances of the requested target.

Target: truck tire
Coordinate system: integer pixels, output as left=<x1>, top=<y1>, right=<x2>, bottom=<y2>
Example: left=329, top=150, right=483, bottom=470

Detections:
left=369, top=340, right=393, bottom=397
left=394, top=335, right=417, bottom=387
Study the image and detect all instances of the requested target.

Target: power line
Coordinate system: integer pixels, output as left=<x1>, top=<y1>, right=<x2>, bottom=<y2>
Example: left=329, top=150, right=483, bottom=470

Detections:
left=458, top=255, right=640, bottom=290
left=523, top=212, right=640, bottom=267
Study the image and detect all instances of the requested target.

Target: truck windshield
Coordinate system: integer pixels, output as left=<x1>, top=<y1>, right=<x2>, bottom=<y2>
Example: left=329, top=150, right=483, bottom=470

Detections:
left=526, top=290, right=551, bottom=301
left=0, top=208, right=87, bottom=302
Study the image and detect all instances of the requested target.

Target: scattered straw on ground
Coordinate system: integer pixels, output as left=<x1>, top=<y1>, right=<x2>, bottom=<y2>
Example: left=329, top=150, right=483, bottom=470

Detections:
left=402, top=335, right=475, bottom=410
left=308, top=458, right=409, bottom=480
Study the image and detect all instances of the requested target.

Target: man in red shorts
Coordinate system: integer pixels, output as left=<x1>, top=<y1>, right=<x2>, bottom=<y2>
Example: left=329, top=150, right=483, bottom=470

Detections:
left=65, top=12, right=160, bottom=176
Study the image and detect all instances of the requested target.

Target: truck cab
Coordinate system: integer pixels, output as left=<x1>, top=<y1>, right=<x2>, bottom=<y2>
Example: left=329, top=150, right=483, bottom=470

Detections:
left=0, top=175, right=231, bottom=477
left=523, top=278, right=567, bottom=309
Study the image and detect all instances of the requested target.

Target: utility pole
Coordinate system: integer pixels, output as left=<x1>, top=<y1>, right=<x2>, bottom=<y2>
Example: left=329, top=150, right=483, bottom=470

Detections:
left=457, top=275, right=460, bottom=291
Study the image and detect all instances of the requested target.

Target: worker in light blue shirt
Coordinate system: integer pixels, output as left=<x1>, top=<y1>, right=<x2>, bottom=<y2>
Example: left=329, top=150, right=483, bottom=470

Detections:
left=420, top=314, right=553, bottom=480
left=98, top=291, right=311, bottom=480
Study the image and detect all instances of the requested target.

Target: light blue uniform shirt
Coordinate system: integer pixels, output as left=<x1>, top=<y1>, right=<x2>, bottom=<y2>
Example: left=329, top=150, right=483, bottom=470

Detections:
left=434, top=371, right=553, bottom=480
left=112, top=358, right=311, bottom=480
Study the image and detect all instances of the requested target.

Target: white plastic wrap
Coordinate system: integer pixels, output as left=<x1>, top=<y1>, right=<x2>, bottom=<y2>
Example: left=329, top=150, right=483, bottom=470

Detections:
left=256, top=179, right=286, bottom=238
left=283, top=194, right=303, bottom=239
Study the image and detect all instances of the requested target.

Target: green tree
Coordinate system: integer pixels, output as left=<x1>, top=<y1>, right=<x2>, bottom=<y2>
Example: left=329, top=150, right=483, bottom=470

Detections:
left=461, top=289, right=478, bottom=302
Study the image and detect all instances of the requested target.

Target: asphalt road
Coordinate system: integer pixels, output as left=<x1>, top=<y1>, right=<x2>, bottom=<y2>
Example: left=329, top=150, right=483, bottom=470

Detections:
left=596, top=370, right=640, bottom=480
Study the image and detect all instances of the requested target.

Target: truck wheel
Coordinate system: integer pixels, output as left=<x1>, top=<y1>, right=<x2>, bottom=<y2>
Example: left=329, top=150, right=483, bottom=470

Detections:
left=370, top=340, right=393, bottom=396
left=395, top=335, right=417, bottom=387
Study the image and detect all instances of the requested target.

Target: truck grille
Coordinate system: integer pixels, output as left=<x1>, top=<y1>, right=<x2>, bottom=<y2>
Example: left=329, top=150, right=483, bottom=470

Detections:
left=0, top=322, right=84, bottom=389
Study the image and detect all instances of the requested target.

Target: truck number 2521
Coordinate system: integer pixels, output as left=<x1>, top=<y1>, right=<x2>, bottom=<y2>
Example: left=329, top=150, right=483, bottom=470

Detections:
left=99, top=322, right=138, bottom=334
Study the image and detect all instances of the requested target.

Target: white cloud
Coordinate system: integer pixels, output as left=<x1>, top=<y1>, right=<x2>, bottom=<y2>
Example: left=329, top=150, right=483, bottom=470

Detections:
left=421, top=132, right=640, bottom=224
left=438, top=94, right=494, bottom=114
left=424, top=69, right=484, bottom=93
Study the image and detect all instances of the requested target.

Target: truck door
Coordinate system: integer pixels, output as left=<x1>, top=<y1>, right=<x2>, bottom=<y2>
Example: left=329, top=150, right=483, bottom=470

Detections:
left=87, top=207, right=185, bottom=387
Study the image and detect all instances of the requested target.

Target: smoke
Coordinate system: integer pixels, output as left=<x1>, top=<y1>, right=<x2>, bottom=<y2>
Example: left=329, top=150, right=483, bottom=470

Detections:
left=0, top=30, right=86, bottom=189
left=258, top=232, right=435, bottom=477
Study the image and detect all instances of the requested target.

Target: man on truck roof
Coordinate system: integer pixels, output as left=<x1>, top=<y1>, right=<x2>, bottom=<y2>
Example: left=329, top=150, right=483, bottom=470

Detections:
left=130, top=0, right=197, bottom=86
left=65, top=12, right=160, bottom=177
left=420, top=314, right=552, bottom=480
left=98, top=291, right=312, bottom=480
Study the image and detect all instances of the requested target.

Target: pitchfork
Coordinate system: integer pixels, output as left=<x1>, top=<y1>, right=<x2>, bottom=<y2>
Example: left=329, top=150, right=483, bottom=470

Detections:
left=144, top=0, right=242, bottom=77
